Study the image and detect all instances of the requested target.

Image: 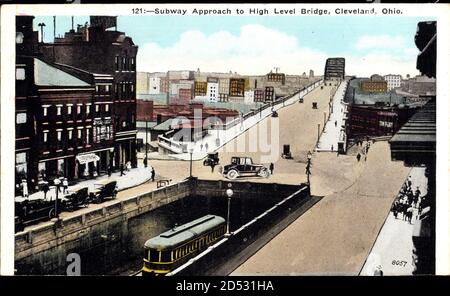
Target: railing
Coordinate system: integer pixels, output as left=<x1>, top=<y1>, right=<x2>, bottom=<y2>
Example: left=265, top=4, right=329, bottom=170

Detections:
left=158, top=79, right=323, bottom=152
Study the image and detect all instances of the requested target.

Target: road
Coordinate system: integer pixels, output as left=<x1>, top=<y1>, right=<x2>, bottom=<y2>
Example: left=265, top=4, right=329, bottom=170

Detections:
left=231, top=141, right=410, bottom=275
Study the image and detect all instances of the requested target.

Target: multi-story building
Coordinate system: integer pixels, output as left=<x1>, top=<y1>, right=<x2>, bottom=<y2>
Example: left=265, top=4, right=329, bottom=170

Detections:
left=267, top=72, right=286, bottom=85
left=254, top=89, right=265, bottom=102
left=206, top=77, right=219, bottom=102
left=178, top=88, right=193, bottom=104
left=360, top=80, right=388, bottom=93
left=324, top=57, right=345, bottom=81
left=194, top=81, right=208, bottom=97
left=39, top=16, right=138, bottom=168
left=218, top=78, right=230, bottom=95
left=384, top=74, right=402, bottom=91
left=244, top=90, right=255, bottom=104
left=15, top=16, right=39, bottom=192
left=264, top=86, right=275, bottom=102
left=229, top=78, right=245, bottom=97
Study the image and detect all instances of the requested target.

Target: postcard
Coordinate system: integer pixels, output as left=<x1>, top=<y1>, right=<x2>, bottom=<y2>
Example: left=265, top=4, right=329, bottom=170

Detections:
left=0, top=3, right=448, bottom=279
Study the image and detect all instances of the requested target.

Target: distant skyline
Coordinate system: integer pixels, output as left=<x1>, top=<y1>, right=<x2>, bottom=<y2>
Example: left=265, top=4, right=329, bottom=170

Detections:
left=33, top=15, right=435, bottom=77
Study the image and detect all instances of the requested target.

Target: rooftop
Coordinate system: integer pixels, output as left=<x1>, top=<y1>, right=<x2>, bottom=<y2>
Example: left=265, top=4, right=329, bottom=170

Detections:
left=34, top=58, right=91, bottom=87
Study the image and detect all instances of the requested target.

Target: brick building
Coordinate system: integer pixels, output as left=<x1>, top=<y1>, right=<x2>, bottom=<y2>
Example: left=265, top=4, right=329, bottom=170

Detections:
left=39, top=16, right=138, bottom=169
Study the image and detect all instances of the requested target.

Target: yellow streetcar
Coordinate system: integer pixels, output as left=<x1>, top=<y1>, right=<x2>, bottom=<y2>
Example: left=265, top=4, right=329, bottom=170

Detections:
left=142, top=215, right=226, bottom=276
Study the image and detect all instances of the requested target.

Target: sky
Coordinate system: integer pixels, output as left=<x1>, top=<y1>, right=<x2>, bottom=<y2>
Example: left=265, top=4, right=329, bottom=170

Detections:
left=33, top=15, right=435, bottom=77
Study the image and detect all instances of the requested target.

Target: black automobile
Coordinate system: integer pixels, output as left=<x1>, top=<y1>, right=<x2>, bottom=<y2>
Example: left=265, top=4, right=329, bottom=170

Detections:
left=89, top=180, right=118, bottom=204
left=222, top=157, right=270, bottom=180
left=15, top=197, right=64, bottom=230
left=203, top=152, right=220, bottom=167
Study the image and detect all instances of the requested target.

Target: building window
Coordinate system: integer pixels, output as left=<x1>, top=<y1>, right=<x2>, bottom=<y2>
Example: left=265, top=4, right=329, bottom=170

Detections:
left=67, top=105, right=72, bottom=115
left=77, top=105, right=82, bottom=114
left=96, top=104, right=100, bottom=113
left=16, top=112, right=27, bottom=124
left=115, top=56, right=119, bottom=71
left=86, top=128, right=90, bottom=145
left=16, top=68, right=25, bottom=80
left=68, top=129, right=73, bottom=140
left=95, top=85, right=99, bottom=93
left=16, top=152, right=27, bottom=178
left=43, top=106, right=48, bottom=117
left=77, top=129, right=82, bottom=139
left=86, top=105, right=91, bottom=115
left=105, top=85, right=110, bottom=92
left=57, top=106, right=62, bottom=116
left=105, top=104, right=109, bottom=112
left=122, top=57, right=126, bottom=70
left=122, top=121, right=126, bottom=127
left=130, top=57, right=135, bottom=71
left=57, top=130, right=62, bottom=141
left=16, top=32, right=24, bottom=44
left=43, top=131, right=48, bottom=143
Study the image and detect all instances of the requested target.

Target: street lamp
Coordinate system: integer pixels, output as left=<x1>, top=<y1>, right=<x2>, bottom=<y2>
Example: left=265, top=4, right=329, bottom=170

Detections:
left=145, top=120, right=149, bottom=168
left=189, top=148, right=194, bottom=178
left=53, top=178, right=61, bottom=221
left=306, top=151, right=312, bottom=185
left=225, top=187, right=234, bottom=236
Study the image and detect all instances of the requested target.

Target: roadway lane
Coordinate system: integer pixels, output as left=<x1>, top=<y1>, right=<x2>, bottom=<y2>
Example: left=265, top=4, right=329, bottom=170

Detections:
left=231, top=141, right=410, bottom=275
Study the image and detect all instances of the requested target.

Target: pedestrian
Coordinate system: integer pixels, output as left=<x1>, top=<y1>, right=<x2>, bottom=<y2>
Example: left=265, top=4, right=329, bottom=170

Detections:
left=126, top=161, right=131, bottom=171
left=210, top=163, right=216, bottom=173
left=413, top=187, right=420, bottom=207
left=269, top=162, right=274, bottom=174
left=374, top=265, right=383, bottom=276
left=108, top=164, right=112, bottom=177
left=151, top=167, right=155, bottom=182
left=21, top=179, right=28, bottom=198
left=407, top=176, right=412, bottom=188
left=120, top=163, right=125, bottom=176
left=334, top=120, right=337, bottom=127
left=42, top=181, right=49, bottom=200
left=356, top=153, right=361, bottom=162
left=200, top=143, right=203, bottom=151
left=205, top=142, right=209, bottom=152
left=62, top=178, right=69, bottom=194
left=331, top=144, right=334, bottom=151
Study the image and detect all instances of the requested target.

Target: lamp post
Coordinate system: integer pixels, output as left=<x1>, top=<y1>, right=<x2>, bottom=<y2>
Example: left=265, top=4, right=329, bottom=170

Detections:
left=53, top=178, right=61, bottom=221
left=145, top=120, right=148, bottom=168
left=189, top=148, right=193, bottom=178
left=225, top=187, right=234, bottom=236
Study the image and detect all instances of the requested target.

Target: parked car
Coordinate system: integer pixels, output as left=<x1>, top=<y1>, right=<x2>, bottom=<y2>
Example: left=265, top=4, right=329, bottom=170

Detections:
left=89, top=180, right=118, bottom=204
left=15, top=198, right=63, bottom=230
left=203, top=152, right=220, bottom=167
left=64, top=186, right=89, bottom=211
left=222, top=157, right=270, bottom=180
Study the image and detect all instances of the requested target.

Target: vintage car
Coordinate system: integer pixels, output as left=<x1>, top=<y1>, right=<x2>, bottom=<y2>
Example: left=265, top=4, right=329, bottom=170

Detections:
left=89, top=180, right=118, bottom=204
left=222, top=157, right=270, bottom=180
left=15, top=197, right=63, bottom=230
left=203, top=152, right=220, bottom=167
left=64, top=186, right=89, bottom=211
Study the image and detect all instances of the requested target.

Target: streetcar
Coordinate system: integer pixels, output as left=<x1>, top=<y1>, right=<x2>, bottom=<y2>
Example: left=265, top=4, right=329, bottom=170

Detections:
left=142, top=215, right=226, bottom=276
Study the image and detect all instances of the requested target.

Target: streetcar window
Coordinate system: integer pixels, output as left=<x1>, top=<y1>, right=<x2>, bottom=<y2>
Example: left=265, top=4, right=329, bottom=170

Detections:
left=149, top=249, right=160, bottom=262
left=145, top=249, right=150, bottom=260
left=161, top=251, right=171, bottom=262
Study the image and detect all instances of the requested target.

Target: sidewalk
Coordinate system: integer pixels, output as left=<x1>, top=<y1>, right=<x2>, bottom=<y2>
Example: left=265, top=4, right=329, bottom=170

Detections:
left=15, top=165, right=153, bottom=202
left=360, top=167, right=428, bottom=275
left=316, top=80, right=349, bottom=152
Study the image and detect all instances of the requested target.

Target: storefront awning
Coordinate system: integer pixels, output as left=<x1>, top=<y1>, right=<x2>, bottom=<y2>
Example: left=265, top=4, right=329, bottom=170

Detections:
left=76, top=153, right=100, bottom=165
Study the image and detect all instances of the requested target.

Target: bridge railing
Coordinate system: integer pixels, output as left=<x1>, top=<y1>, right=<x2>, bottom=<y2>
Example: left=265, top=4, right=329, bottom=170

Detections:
left=167, top=184, right=310, bottom=276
